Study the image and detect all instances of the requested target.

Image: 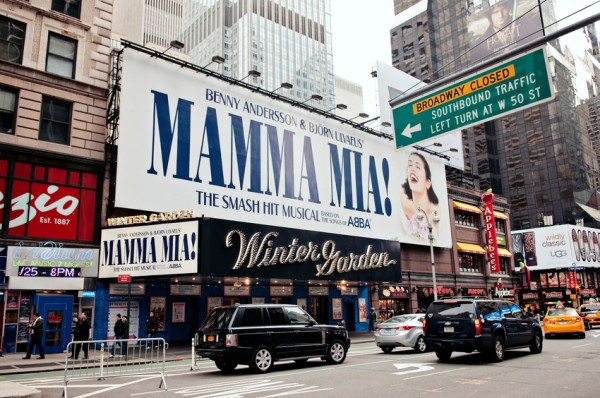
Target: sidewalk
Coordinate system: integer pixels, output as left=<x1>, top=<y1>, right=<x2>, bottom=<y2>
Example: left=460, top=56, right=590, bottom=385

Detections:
left=0, top=331, right=374, bottom=377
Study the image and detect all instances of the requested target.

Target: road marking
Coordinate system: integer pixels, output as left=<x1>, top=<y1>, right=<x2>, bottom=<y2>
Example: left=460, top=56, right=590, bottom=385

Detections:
left=572, top=343, right=593, bottom=348
left=401, top=367, right=467, bottom=381
left=169, top=378, right=331, bottom=397
left=392, top=363, right=435, bottom=376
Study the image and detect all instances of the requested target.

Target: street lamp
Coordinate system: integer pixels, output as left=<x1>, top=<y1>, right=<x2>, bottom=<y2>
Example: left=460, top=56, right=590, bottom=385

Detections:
left=417, top=208, right=440, bottom=300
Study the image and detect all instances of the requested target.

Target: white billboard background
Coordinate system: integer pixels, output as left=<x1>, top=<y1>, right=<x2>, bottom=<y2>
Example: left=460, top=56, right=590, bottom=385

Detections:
left=395, top=149, right=452, bottom=248
left=512, top=225, right=600, bottom=271
left=116, top=49, right=405, bottom=240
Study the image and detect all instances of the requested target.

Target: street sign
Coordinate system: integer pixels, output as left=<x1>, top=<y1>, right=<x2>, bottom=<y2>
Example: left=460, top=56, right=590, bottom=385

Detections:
left=118, top=274, right=131, bottom=283
left=392, top=46, right=554, bottom=149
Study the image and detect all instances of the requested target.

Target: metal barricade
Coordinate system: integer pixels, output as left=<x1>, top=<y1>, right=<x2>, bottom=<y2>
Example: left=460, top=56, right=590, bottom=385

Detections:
left=63, top=338, right=167, bottom=398
left=191, top=332, right=200, bottom=370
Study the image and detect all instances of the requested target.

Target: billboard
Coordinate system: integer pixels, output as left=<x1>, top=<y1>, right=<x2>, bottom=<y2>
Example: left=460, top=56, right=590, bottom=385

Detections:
left=512, top=225, right=600, bottom=271
left=396, top=150, right=452, bottom=248
left=99, top=220, right=199, bottom=278
left=116, top=49, right=410, bottom=242
left=200, top=218, right=401, bottom=283
left=468, top=0, right=543, bottom=64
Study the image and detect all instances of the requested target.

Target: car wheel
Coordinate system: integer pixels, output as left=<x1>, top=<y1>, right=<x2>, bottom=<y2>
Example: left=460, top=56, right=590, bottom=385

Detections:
left=249, top=345, right=274, bottom=373
left=325, top=340, right=347, bottom=364
left=529, top=331, right=543, bottom=354
left=490, top=335, right=505, bottom=362
left=381, top=347, right=393, bottom=354
left=214, top=359, right=238, bottom=372
left=435, top=349, right=452, bottom=361
left=414, top=336, right=427, bottom=353
left=579, top=332, right=586, bottom=339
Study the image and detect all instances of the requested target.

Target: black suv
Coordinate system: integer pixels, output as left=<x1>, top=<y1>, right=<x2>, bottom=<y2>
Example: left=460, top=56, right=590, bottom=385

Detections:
left=195, top=304, right=351, bottom=373
left=424, top=298, right=543, bottom=362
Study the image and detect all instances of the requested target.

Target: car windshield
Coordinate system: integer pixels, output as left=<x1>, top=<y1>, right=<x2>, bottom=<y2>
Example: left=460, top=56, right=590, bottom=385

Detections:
left=547, top=308, right=578, bottom=317
left=427, top=302, right=475, bottom=319
left=580, top=305, right=600, bottom=312
left=382, top=315, right=417, bottom=324
left=201, top=308, right=235, bottom=329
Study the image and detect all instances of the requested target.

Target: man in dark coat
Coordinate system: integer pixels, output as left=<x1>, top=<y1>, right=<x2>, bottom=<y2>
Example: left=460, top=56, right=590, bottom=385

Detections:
left=146, top=311, right=158, bottom=348
left=23, top=313, right=44, bottom=359
left=110, top=314, right=127, bottom=358
left=70, top=312, right=91, bottom=359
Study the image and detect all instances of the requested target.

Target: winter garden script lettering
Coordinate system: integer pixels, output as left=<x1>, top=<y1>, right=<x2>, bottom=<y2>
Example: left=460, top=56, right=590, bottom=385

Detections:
left=146, top=90, right=393, bottom=228
left=225, top=230, right=396, bottom=277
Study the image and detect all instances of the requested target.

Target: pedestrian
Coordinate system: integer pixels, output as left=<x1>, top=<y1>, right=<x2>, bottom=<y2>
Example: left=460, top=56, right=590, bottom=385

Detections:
left=120, top=316, right=129, bottom=359
left=146, top=311, right=158, bottom=348
left=110, top=314, right=127, bottom=358
left=22, top=313, right=44, bottom=359
left=368, top=308, right=377, bottom=332
left=70, top=312, right=91, bottom=360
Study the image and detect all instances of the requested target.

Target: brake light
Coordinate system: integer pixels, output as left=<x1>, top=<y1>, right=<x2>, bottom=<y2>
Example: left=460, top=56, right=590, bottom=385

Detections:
left=398, top=325, right=415, bottom=330
left=422, top=318, right=427, bottom=334
left=225, top=334, right=238, bottom=347
left=474, top=319, right=482, bottom=335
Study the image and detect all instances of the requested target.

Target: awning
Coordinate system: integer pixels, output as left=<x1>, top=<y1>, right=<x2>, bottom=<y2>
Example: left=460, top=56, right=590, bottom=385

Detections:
left=453, top=201, right=482, bottom=214
left=456, top=242, right=486, bottom=254
left=494, top=211, right=508, bottom=220
left=576, top=201, right=600, bottom=222
left=497, top=248, right=512, bottom=257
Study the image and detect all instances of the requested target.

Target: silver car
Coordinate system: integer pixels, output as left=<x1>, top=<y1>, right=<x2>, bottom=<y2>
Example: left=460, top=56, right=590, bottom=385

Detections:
left=374, top=314, right=427, bottom=353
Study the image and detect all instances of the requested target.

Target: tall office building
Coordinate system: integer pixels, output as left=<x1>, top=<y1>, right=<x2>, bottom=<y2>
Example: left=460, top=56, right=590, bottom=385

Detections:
left=185, top=0, right=335, bottom=109
left=391, top=0, right=600, bottom=229
left=114, top=0, right=337, bottom=110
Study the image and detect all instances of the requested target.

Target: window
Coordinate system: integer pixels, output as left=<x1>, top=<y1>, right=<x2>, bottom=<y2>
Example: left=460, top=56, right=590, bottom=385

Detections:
left=0, top=85, right=17, bottom=134
left=267, top=307, right=287, bottom=326
left=46, top=32, right=77, bottom=78
left=52, top=0, right=82, bottom=19
left=284, top=306, right=313, bottom=325
left=0, top=15, right=26, bottom=64
left=39, top=96, right=71, bottom=145
left=238, top=308, right=263, bottom=327
left=459, top=253, right=483, bottom=273
left=454, top=211, right=478, bottom=227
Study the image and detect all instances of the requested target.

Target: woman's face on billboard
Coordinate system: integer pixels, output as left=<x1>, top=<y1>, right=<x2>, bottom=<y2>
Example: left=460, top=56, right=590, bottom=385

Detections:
left=407, top=153, right=430, bottom=194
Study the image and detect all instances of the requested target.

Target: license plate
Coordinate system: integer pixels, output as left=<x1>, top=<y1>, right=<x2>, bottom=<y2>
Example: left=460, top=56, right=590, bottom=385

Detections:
left=444, top=326, right=454, bottom=333
left=560, top=321, right=567, bottom=325
left=207, top=335, right=215, bottom=342
left=381, top=329, right=394, bottom=335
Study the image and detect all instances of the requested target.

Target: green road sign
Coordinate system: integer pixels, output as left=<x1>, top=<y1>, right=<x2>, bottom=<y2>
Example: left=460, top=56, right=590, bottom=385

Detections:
left=392, top=47, right=554, bottom=149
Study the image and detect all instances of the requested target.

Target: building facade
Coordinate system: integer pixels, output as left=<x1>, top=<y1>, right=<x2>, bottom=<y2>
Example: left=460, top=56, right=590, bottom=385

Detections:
left=391, top=0, right=600, bottom=230
left=0, top=0, right=112, bottom=353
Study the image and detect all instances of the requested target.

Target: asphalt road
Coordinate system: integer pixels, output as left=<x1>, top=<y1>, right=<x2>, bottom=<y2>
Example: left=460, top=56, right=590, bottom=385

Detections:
left=9, top=330, right=600, bottom=398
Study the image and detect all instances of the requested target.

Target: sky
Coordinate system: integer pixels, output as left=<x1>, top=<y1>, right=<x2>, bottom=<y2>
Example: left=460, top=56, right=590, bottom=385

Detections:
left=329, top=0, right=600, bottom=118
left=330, top=0, right=396, bottom=118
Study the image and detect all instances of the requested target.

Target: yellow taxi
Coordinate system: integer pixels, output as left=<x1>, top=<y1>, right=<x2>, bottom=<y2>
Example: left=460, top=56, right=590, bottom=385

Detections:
left=543, top=302, right=586, bottom=338
left=579, top=302, right=600, bottom=330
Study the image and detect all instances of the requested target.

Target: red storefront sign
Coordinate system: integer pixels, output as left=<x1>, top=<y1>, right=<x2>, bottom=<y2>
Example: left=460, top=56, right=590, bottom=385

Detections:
left=482, top=191, right=499, bottom=273
left=567, top=270, right=577, bottom=289
left=0, top=160, right=98, bottom=241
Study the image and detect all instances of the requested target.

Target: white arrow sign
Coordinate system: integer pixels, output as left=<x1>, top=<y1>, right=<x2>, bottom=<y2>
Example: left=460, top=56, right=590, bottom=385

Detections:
left=393, top=363, right=435, bottom=376
left=401, top=123, right=422, bottom=138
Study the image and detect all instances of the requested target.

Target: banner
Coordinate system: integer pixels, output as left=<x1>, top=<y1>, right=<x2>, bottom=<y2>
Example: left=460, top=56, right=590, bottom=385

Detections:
left=482, top=191, right=499, bottom=273
left=116, top=49, right=406, bottom=241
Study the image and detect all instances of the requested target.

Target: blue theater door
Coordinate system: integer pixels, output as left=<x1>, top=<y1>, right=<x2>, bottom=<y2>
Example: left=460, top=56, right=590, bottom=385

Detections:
left=35, top=294, right=73, bottom=354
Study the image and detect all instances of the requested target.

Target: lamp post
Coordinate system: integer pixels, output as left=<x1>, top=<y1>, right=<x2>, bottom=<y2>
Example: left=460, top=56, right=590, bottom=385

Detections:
left=417, top=208, right=440, bottom=300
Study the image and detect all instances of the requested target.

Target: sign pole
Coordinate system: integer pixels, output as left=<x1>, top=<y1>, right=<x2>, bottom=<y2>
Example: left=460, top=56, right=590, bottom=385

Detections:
left=127, top=280, right=131, bottom=327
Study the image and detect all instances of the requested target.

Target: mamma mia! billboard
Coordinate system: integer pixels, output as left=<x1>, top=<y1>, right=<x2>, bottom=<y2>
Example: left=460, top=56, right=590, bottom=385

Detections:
left=116, top=48, right=450, bottom=246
